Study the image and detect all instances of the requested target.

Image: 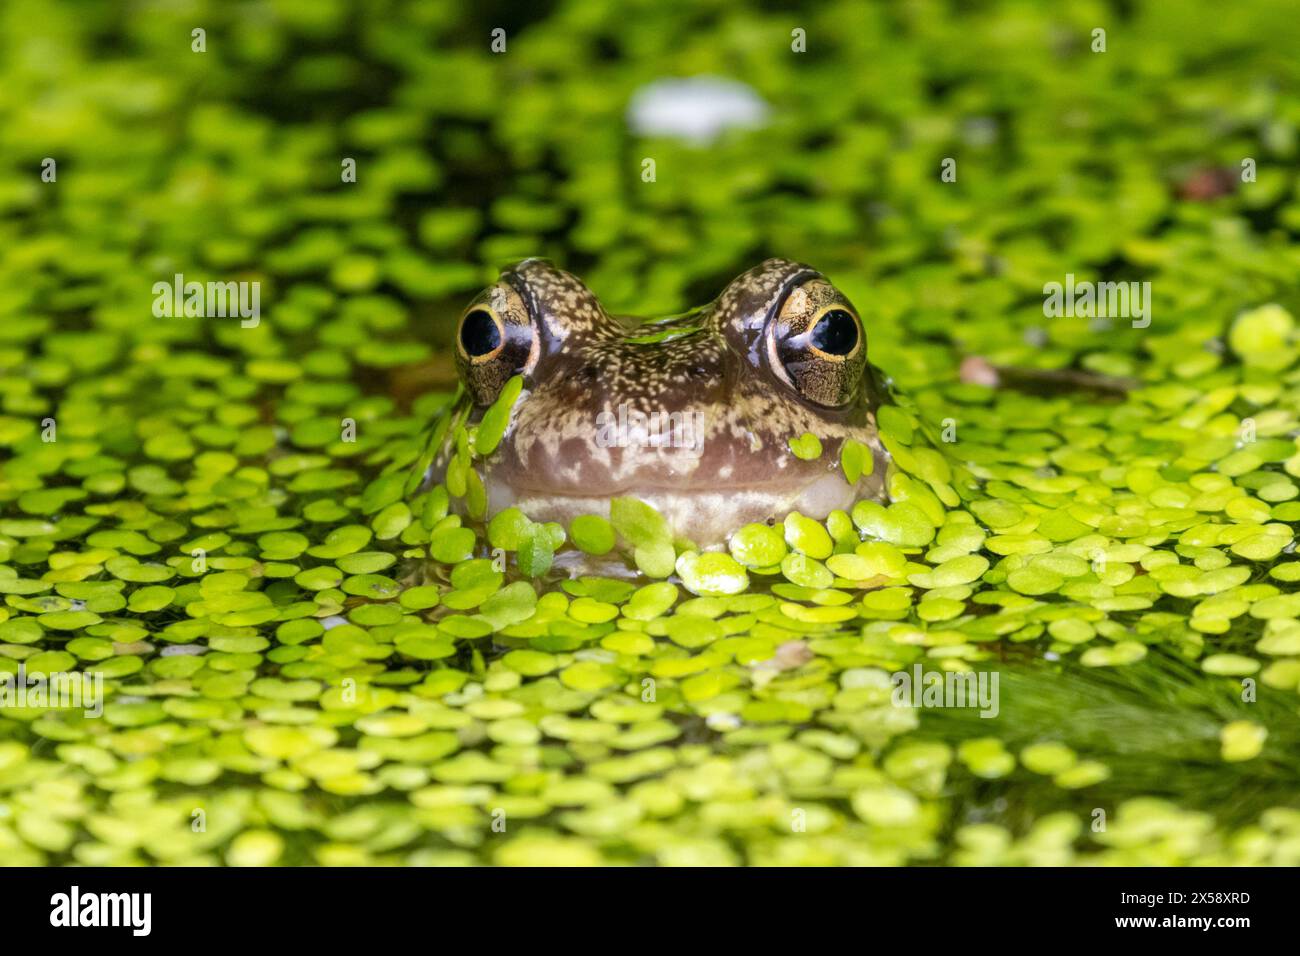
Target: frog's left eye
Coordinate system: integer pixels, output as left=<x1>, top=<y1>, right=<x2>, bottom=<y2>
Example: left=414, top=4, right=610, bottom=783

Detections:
left=455, top=283, right=538, bottom=405
left=809, top=309, right=860, bottom=357
left=767, top=279, right=867, bottom=407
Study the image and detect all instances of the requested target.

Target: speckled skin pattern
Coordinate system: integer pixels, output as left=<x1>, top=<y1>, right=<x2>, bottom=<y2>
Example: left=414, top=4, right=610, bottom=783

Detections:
left=442, top=258, right=889, bottom=546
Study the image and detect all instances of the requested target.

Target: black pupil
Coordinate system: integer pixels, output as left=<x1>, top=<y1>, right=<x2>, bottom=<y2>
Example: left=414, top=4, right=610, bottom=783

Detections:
left=460, top=309, right=501, bottom=357
left=810, top=309, right=858, bottom=355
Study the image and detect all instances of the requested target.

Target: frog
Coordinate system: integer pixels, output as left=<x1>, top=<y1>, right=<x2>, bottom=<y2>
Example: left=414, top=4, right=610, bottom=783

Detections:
left=431, top=257, right=891, bottom=549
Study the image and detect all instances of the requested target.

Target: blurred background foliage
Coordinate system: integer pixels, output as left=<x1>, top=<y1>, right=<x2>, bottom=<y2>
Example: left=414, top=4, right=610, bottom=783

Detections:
left=4, top=0, right=1299, bottom=383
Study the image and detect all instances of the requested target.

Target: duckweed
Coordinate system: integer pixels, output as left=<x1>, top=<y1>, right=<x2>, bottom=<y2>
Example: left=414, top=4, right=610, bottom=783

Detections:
left=788, top=433, right=823, bottom=461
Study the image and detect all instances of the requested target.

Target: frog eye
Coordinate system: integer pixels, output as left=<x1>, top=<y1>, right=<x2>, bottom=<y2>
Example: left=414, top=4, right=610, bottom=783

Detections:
left=455, top=283, right=538, bottom=405
left=810, top=309, right=860, bottom=357
left=459, top=307, right=504, bottom=362
left=767, top=279, right=867, bottom=407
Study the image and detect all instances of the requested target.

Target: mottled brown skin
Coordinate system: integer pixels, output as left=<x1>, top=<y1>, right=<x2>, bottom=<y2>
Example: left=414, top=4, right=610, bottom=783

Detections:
left=440, top=258, right=890, bottom=546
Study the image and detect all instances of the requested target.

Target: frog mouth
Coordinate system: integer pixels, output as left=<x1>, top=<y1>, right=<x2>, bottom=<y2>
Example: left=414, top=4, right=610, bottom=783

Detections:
left=486, top=471, right=867, bottom=547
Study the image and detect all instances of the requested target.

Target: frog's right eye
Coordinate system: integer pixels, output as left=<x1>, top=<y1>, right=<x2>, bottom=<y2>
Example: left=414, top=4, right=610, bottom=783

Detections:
left=455, top=283, right=538, bottom=405
left=459, top=308, right=503, bottom=360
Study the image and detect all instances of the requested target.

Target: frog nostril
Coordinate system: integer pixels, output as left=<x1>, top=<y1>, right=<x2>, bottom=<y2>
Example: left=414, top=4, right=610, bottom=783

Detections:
left=810, top=309, right=858, bottom=356
left=460, top=309, right=502, bottom=357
